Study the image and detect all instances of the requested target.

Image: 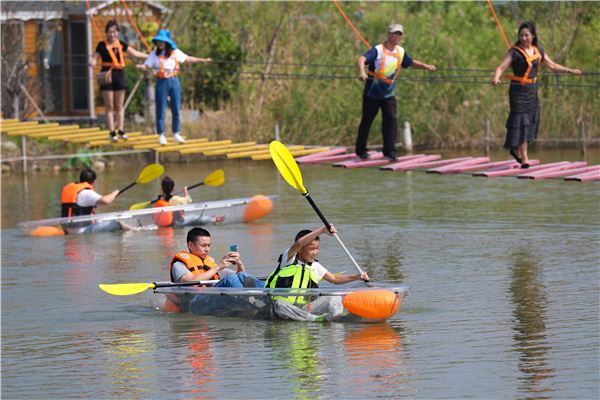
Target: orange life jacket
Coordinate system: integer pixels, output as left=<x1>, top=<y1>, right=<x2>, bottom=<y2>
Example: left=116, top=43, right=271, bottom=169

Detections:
left=152, top=199, right=173, bottom=227
left=368, top=44, right=405, bottom=85
left=155, top=53, right=180, bottom=79
left=505, top=45, right=542, bottom=85
left=100, top=39, right=126, bottom=70
left=61, top=182, right=95, bottom=217
left=169, top=251, right=220, bottom=283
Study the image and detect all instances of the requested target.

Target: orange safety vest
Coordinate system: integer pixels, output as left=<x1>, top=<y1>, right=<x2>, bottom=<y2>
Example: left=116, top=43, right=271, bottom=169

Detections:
left=505, top=45, right=542, bottom=85
left=155, top=53, right=180, bottom=79
left=169, top=251, right=220, bottom=283
left=368, top=44, right=405, bottom=85
left=152, top=199, right=174, bottom=227
left=100, top=39, right=126, bottom=70
left=61, top=182, right=95, bottom=217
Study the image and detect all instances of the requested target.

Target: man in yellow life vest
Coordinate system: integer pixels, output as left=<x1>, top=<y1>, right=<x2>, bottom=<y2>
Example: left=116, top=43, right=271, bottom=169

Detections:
left=265, top=225, right=369, bottom=321
left=356, top=23, right=436, bottom=161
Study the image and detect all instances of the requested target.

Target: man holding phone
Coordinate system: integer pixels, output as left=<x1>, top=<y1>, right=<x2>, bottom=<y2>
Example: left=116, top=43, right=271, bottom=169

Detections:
left=169, top=227, right=257, bottom=288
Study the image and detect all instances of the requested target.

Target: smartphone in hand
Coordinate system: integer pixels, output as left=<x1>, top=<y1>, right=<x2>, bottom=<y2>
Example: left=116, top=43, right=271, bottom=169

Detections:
left=229, top=244, right=237, bottom=265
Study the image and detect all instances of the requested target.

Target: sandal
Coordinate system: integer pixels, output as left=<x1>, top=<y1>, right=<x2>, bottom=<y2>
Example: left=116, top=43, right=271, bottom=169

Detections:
left=509, top=149, right=522, bottom=164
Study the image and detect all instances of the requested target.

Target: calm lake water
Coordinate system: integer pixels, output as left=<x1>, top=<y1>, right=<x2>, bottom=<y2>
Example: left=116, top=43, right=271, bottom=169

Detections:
left=2, top=149, right=599, bottom=399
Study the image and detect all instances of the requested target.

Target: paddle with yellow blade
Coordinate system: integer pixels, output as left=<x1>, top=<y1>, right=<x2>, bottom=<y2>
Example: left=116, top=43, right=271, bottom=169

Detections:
left=269, top=141, right=369, bottom=282
left=116, top=163, right=164, bottom=197
left=128, top=169, right=225, bottom=210
left=99, top=280, right=221, bottom=296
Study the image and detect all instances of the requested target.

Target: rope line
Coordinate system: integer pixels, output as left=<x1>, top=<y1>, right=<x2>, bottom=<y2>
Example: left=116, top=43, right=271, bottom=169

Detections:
left=486, top=0, right=510, bottom=49
left=119, top=0, right=153, bottom=51
left=332, top=0, right=371, bottom=48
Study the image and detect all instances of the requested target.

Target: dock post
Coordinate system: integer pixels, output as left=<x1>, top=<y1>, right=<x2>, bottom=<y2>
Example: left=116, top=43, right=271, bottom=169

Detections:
left=275, top=122, right=281, bottom=141
left=578, top=114, right=586, bottom=157
left=403, top=121, right=413, bottom=152
left=12, top=97, right=27, bottom=173
left=484, top=118, right=490, bottom=156
left=154, top=150, right=159, bottom=164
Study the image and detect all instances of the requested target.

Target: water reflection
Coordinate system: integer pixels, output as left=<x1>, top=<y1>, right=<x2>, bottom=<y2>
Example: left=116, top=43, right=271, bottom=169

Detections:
left=264, top=323, right=322, bottom=397
left=184, top=322, right=217, bottom=399
left=102, top=328, right=155, bottom=399
left=342, top=323, right=409, bottom=395
left=509, top=248, right=554, bottom=398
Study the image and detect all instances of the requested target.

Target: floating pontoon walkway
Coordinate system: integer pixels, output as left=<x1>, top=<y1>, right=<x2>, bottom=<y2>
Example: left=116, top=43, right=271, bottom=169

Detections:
left=295, top=151, right=600, bottom=183
left=0, top=120, right=332, bottom=161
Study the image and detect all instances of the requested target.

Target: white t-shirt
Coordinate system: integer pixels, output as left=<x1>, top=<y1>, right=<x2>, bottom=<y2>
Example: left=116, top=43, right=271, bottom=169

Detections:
left=76, top=189, right=102, bottom=207
left=144, top=49, right=188, bottom=74
left=278, top=247, right=328, bottom=281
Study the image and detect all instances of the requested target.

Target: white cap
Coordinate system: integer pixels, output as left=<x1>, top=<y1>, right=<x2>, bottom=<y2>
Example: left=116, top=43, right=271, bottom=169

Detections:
left=387, top=23, right=404, bottom=34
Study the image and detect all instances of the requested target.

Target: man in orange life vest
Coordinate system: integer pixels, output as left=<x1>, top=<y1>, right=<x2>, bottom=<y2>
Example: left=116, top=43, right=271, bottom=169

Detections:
left=170, top=227, right=258, bottom=287
left=356, top=23, right=436, bottom=161
left=60, top=168, right=128, bottom=234
left=172, top=227, right=262, bottom=316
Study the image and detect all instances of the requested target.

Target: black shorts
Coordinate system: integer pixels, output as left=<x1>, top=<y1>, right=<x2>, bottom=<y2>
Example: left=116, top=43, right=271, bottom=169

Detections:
left=99, top=69, right=127, bottom=91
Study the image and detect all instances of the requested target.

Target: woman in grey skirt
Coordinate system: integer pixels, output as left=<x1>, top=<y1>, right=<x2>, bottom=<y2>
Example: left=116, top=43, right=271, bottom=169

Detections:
left=492, top=21, right=581, bottom=168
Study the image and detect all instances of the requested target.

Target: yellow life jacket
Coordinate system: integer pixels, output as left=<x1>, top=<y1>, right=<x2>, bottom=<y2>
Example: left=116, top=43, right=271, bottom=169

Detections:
left=265, top=260, right=319, bottom=305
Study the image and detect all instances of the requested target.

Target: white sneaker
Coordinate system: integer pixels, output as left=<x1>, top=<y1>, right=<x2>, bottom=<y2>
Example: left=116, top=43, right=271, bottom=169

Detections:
left=109, top=132, right=119, bottom=142
left=158, top=134, right=167, bottom=145
left=173, top=133, right=185, bottom=143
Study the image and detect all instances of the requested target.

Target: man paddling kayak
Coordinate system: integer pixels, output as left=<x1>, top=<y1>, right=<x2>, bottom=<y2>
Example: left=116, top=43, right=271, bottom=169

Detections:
left=265, top=225, right=369, bottom=321
left=60, top=168, right=132, bottom=234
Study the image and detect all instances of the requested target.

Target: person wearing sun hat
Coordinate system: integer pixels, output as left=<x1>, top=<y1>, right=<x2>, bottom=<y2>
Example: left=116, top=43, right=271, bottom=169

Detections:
left=137, top=29, right=213, bottom=145
left=355, top=23, right=436, bottom=162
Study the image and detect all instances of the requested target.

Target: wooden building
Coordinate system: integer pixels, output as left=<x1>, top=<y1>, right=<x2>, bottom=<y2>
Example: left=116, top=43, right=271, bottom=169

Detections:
left=0, top=0, right=166, bottom=120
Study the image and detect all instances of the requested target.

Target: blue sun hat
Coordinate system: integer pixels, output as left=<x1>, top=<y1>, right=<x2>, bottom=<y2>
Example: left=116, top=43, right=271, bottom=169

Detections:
left=152, top=29, right=177, bottom=50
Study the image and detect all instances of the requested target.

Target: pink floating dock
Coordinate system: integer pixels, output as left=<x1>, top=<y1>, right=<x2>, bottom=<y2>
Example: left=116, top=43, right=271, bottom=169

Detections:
left=452, top=159, right=520, bottom=173
left=300, top=151, right=379, bottom=165
left=564, top=168, right=600, bottom=182
left=340, top=154, right=426, bottom=169
left=380, top=155, right=443, bottom=171
left=295, top=148, right=347, bottom=163
left=517, top=162, right=589, bottom=179
left=474, top=161, right=572, bottom=178
left=427, top=157, right=490, bottom=174
left=332, top=152, right=384, bottom=167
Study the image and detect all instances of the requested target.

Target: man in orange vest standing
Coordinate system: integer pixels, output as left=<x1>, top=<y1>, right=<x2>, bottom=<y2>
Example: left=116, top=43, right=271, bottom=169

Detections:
left=356, top=23, right=436, bottom=161
left=60, top=168, right=127, bottom=234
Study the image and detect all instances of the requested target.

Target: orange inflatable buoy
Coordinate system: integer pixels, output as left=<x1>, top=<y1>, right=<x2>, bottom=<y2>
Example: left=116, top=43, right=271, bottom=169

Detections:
left=342, top=290, right=401, bottom=320
left=152, top=199, right=173, bottom=227
left=243, top=194, right=273, bottom=222
left=162, top=294, right=182, bottom=313
left=30, top=225, right=65, bottom=237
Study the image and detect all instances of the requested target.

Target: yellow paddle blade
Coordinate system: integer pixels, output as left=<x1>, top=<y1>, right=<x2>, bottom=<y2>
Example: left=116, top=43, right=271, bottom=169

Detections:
left=136, top=163, right=164, bottom=184
left=203, top=169, right=225, bottom=186
left=128, top=200, right=152, bottom=211
left=269, top=141, right=307, bottom=194
left=98, top=282, right=156, bottom=296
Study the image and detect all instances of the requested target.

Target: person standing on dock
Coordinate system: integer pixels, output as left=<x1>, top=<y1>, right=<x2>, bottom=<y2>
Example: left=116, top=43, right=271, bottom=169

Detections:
left=492, top=21, right=581, bottom=168
left=355, top=23, right=436, bottom=162
left=137, top=29, right=213, bottom=145
left=92, top=20, right=148, bottom=142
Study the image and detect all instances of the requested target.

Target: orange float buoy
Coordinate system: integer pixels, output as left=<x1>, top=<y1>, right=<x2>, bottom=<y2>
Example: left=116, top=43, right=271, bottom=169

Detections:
left=30, top=225, right=65, bottom=237
left=243, top=194, right=273, bottom=222
left=152, top=200, right=173, bottom=227
left=342, top=290, right=400, bottom=320
left=162, top=294, right=181, bottom=313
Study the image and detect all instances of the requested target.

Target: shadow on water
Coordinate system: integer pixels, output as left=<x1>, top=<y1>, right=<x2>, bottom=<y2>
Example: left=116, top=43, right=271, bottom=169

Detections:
left=509, top=247, right=555, bottom=399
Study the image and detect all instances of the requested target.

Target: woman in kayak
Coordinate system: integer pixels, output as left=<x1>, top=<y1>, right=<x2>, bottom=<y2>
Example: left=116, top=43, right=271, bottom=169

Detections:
left=492, top=21, right=581, bottom=168
left=154, top=177, right=225, bottom=226
left=265, top=225, right=369, bottom=321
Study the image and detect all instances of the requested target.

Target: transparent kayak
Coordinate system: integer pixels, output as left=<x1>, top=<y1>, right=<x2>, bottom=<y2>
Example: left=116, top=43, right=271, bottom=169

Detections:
left=150, top=284, right=410, bottom=323
left=20, top=195, right=275, bottom=236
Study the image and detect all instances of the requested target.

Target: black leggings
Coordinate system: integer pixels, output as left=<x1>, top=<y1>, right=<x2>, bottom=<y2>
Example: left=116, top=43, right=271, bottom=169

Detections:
left=355, top=96, right=397, bottom=157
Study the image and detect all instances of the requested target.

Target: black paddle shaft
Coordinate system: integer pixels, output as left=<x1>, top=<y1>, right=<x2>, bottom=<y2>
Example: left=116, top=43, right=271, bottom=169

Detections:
left=304, top=192, right=332, bottom=230
left=117, top=182, right=137, bottom=197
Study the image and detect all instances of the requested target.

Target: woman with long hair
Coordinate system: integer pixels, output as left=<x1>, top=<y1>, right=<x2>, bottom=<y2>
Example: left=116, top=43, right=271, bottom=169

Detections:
left=92, top=20, right=147, bottom=141
left=492, top=21, right=581, bottom=168
left=138, top=29, right=212, bottom=145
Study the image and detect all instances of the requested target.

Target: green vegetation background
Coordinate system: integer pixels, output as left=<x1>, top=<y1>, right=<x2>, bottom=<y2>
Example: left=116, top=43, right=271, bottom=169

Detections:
left=131, top=1, right=598, bottom=148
